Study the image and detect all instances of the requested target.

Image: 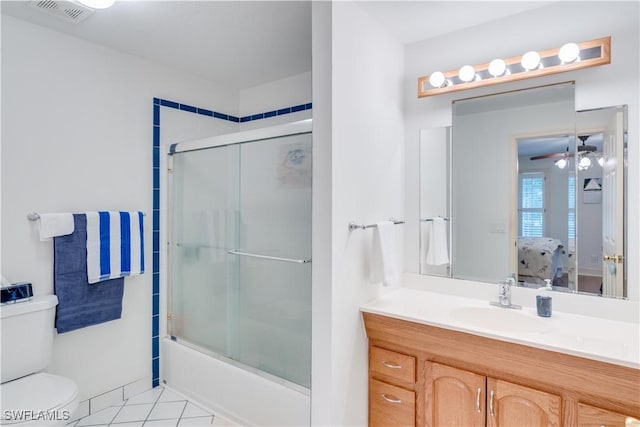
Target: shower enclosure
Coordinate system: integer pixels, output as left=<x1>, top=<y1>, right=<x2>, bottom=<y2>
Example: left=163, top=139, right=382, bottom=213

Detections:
left=164, top=121, right=312, bottom=425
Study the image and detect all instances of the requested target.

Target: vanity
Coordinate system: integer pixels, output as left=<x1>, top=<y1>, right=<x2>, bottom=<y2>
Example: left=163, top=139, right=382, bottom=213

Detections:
left=361, top=288, right=640, bottom=426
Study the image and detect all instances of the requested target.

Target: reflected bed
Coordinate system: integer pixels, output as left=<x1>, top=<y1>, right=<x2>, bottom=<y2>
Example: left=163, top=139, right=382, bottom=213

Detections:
left=517, top=237, right=566, bottom=285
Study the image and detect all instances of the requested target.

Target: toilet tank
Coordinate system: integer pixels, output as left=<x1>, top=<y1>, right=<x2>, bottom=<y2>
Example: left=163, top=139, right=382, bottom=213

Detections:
left=1, top=295, right=58, bottom=383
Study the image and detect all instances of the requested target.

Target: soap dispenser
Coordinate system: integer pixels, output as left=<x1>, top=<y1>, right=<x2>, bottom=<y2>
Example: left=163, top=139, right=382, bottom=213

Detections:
left=536, top=279, right=553, bottom=317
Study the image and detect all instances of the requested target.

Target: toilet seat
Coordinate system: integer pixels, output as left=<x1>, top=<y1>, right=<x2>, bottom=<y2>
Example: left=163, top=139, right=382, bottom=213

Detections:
left=1, top=373, right=78, bottom=425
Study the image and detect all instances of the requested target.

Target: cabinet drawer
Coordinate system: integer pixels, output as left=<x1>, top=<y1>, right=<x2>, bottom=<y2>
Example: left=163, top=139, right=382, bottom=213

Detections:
left=370, top=379, right=415, bottom=427
left=578, top=403, right=640, bottom=427
left=371, top=347, right=415, bottom=383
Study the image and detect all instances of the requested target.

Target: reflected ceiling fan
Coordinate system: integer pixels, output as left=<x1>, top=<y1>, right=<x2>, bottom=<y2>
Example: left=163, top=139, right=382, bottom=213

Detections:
left=529, top=135, right=596, bottom=161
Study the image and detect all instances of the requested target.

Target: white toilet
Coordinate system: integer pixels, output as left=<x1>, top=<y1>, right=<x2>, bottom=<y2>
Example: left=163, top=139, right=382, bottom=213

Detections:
left=1, top=295, right=79, bottom=426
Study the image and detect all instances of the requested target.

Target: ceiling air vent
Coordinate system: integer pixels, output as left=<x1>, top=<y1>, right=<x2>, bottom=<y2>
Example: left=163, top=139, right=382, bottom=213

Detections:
left=28, top=0, right=94, bottom=24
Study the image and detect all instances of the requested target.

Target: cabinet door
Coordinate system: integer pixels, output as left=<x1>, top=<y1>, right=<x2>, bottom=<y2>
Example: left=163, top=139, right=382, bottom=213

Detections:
left=487, top=378, right=561, bottom=427
left=578, top=403, right=640, bottom=427
left=425, top=362, right=486, bottom=427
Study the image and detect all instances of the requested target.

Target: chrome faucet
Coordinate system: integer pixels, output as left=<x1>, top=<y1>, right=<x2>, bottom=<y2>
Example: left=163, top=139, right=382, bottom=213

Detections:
left=490, top=276, right=522, bottom=309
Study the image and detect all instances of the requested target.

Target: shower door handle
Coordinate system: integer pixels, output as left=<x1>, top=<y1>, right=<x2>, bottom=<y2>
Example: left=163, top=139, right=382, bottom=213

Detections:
left=228, top=250, right=312, bottom=264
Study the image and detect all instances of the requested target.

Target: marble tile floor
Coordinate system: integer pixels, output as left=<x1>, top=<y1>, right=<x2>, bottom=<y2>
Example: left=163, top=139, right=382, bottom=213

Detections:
left=68, top=386, right=237, bottom=427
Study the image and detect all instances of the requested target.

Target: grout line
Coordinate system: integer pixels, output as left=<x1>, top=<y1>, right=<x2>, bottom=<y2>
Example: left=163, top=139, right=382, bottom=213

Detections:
left=175, top=400, right=188, bottom=425
left=140, top=387, right=165, bottom=425
left=105, top=401, right=127, bottom=427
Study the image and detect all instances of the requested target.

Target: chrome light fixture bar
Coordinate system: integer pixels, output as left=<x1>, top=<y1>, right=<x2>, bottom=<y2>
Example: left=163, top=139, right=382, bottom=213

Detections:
left=418, top=36, right=610, bottom=98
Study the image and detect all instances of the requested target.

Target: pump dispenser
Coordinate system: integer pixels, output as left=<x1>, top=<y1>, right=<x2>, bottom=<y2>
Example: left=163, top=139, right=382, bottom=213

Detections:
left=536, top=279, right=553, bottom=317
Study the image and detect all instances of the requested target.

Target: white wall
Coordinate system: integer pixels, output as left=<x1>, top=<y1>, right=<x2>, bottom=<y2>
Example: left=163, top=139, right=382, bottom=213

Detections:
left=325, top=2, right=405, bottom=425
left=404, top=1, right=639, bottom=301
left=1, top=15, right=239, bottom=400
left=310, top=2, right=333, bottom=424
left=239, top=72, right=312, bottom=130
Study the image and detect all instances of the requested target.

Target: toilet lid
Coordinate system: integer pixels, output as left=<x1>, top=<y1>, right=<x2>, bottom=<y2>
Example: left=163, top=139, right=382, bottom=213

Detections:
left=1, top=373, right=78, bottom=423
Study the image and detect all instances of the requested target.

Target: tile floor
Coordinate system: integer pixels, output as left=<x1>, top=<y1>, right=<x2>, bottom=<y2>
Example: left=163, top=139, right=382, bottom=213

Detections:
left=68, top=386, right=236, bottom=427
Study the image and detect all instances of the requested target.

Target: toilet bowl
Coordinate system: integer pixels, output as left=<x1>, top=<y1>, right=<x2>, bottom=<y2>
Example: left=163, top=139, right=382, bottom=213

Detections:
left=0, top=295, right=79, bottom=426
left=1, top=373, right=79, bottom=426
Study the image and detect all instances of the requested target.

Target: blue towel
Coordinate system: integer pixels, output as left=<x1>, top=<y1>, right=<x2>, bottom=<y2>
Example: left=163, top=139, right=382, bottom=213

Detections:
left=86, top=211, right=145, bottom=284
left=54, top=214, right=124, bottom=333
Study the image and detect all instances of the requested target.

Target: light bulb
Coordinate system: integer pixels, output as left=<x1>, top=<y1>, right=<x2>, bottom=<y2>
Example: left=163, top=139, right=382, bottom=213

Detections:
left=458, top=65, right=475, bottom=82
left=429, top=71, right=446, bottom=88
left=488, top=59, right=507, bottom=77
left=521, top=51, right=541, bottom=70
left=77, top=0, right=115, bottom=8
left=559, top=42, right=580, bottom=63
left=555, top=158, right=567, bottom=169
left=579, top=156, right=592, bottom=170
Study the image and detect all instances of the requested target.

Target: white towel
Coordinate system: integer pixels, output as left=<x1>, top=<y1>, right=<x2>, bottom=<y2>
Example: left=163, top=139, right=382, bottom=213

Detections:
left=370, top=221, right=400, bottom=287
left=86, top=211, right=145, bottom=284
left=425, top=218, right=449, bottom=266
left=38, top=213, right=74, bottom=241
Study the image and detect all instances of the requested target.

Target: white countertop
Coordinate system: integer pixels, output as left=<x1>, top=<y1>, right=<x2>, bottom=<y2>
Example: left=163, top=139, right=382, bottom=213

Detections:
left=361, top=287, right=640, bottom=369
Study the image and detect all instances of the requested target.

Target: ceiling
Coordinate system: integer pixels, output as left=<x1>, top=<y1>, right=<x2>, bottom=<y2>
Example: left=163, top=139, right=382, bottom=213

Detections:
left=1, top=0, right=552, bottom=89
left=1, top=0, right=312, bottom=90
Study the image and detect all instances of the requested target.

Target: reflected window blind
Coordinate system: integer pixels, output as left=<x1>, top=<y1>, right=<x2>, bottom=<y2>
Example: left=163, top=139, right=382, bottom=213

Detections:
left=568, top=175, right=576, bottom=241
left=519, top=172, right=545, bottom=237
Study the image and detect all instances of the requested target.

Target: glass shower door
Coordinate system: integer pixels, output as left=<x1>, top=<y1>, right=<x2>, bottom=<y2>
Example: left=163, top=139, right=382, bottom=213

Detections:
left=169, top=132, right=312, bottom=389
left=169, top=144, right=240, bottom=356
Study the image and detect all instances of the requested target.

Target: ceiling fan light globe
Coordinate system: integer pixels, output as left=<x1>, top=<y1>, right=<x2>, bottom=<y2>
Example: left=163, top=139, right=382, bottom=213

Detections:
left=555, top=158, right=567, bottom=169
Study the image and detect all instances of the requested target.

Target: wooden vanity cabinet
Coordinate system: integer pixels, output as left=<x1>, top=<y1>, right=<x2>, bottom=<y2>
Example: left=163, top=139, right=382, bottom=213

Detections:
left=364, top=312, right=640, bottom=427
left=424, top=362, right=560, bottom=427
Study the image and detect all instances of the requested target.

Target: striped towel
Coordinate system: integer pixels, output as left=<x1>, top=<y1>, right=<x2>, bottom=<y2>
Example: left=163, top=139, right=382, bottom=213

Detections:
left=86, top=211, right=145, bottom=284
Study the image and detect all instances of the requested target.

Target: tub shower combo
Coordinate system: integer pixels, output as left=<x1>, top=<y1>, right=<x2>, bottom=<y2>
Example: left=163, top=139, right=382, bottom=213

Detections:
left=163, top=120, right=312, bottom=425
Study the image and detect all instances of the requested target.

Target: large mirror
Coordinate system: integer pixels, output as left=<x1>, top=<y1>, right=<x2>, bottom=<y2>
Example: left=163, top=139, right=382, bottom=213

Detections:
left=419, top=83, right=629, bottom=299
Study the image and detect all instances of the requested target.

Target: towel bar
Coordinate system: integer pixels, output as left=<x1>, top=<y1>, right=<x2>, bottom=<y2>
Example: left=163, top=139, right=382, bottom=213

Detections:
left=27, top=211, right=146, bottom=221
left=421, top=217, right=449, bottom=222
left=348, top=218, right=404, bottom=231
left=228, top=250, right=311, bottom=264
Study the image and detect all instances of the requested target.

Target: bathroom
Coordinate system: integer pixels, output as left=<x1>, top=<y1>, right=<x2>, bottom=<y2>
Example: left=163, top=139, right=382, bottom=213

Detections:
left=1, top=1, right=638, bottom=426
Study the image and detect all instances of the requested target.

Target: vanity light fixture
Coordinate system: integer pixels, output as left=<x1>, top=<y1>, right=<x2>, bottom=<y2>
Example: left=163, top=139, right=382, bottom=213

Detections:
left=559, top=42, right=580, bottom=63
left=418, top=36, right=611, bottom=98
left=429, top=71, right=447, bottom=88
left=488, top=59, right=507, bottom=77
left=521, top=51, right=541, bottom=70
left=458, top=65, right=476, bottom=82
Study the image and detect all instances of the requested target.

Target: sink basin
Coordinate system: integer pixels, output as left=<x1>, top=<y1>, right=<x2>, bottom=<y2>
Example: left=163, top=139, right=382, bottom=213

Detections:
left=449, top=306, right=552, bottom=334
